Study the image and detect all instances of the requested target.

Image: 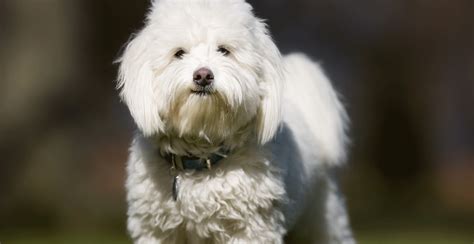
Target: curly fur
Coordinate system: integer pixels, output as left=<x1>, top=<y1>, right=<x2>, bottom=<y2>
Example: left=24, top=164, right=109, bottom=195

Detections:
left=117, top=0, right=355, bottom=243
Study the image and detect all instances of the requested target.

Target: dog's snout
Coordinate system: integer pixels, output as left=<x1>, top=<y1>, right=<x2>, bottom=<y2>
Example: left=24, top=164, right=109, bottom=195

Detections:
left=193, top=67, right=214, bottom=87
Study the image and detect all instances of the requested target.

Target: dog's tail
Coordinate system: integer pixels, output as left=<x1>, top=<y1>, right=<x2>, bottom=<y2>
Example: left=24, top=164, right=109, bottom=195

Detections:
left=282, top=53, right=349, bottom=166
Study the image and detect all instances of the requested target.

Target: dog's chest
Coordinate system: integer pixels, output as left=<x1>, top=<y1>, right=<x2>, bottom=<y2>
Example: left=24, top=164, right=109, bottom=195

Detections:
left=129, top=152, right=287, bottom=236
left=126, top=138, right=290, bottom=243
left=173, top=167, right=281, bottom=219
left=173, top=170, right=285, bottom=238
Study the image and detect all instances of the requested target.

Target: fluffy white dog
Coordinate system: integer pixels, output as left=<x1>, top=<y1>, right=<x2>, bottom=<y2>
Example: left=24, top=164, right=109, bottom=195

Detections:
left=117, top=0, right=355, bottom=243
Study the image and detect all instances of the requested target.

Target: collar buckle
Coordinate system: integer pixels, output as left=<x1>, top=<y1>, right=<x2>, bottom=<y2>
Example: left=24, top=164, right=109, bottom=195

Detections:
left=205, top=158, right=212, bottom=169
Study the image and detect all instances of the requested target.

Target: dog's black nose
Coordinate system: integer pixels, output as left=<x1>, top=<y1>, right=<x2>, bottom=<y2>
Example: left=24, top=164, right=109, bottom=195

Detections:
left=193, top=67, right=214, bottom=87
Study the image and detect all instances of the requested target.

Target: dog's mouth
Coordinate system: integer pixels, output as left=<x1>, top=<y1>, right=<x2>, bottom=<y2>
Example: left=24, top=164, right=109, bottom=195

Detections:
left=190, top=88, right=214, bottom=96
left=191, top=91, right=211, bottom=96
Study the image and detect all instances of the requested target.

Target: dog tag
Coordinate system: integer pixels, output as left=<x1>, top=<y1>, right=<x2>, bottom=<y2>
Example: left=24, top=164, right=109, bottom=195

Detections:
left=172, top=175, right=180, bottom=201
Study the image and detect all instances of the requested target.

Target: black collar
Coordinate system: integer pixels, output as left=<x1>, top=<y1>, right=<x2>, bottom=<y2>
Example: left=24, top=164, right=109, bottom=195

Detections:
left=165, top=149, right=229, bottom=173
left=165, top=149, right=229, bottom=201
left=164, top=151, right=228, bottom=201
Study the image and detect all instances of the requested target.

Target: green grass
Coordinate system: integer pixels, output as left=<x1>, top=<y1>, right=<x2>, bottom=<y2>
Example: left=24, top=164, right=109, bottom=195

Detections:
left=357, top=230, right=472, bottom=244
left=0, top=232, right=129, bottom=244
left=1, top=230, right=471, bottom=244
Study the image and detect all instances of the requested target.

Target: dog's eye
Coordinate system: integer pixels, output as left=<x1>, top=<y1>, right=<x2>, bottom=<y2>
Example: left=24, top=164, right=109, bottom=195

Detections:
left=217, top=46, right=230, bottom=56
left=174, top=49, right=186, bottom=59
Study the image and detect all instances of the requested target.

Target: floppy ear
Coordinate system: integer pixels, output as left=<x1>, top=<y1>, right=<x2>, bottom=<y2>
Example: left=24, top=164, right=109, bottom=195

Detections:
left=117, top=29, right=164, bottom=136
left=253, top=20, right=284, bottom=145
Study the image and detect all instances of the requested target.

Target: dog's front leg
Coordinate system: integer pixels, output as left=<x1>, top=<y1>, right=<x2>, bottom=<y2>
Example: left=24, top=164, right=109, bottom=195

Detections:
left=132, top=236, right=180, bottom=244
left=220, top=208, right=286, bottom=244
left=127, top=211, right=187, bottom=244
left=228, top=234, right=284, bottom=244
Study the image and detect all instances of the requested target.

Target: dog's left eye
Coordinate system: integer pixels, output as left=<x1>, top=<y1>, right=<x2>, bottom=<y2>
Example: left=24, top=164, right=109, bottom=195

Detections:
left=174, top=49, right=186, bottom=59
left=217, top=46, right=230, bottom=56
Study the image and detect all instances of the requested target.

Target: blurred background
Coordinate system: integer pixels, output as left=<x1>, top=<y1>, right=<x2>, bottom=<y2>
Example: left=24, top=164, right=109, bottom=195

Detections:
left=1, top=0, right=473, bottom=243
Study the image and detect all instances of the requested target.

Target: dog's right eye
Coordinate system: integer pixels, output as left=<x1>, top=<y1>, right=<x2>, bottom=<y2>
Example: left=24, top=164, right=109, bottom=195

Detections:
left=174, top=49, right=186, bottom=59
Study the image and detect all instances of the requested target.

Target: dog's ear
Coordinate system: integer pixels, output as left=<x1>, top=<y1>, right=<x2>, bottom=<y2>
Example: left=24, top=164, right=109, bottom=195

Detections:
left=117, top=29, right=164, bottom=136
left=253, top=21, right=284, bottom=145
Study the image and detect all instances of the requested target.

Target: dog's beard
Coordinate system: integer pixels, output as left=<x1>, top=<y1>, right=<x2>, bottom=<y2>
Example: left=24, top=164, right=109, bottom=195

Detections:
left=166, top=88, right=255, bottom=143
left=156, top=60, right=261, bottom=143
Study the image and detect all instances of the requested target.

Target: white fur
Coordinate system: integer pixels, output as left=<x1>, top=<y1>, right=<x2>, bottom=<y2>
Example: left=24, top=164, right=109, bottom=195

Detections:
left=118, top=0, right=355, bottom=243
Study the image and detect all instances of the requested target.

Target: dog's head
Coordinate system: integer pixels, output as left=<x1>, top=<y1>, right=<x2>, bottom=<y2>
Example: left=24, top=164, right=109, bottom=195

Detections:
left=117, top=0, right=283, bottom=144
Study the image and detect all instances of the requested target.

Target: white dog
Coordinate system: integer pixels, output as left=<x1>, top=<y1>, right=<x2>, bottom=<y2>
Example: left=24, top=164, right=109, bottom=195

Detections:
left=117, top=0, right=355, bottom=243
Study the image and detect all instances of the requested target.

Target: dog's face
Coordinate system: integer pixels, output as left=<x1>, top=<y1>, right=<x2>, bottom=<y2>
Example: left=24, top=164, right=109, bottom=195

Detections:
left=118, top=0, right=283, bottom=144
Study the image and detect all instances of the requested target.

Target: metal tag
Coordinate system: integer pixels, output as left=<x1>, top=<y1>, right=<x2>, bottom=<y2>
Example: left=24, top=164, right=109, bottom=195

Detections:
left=172, top=175, right=180, bottom=201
